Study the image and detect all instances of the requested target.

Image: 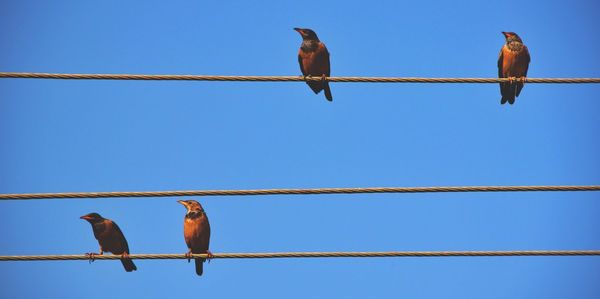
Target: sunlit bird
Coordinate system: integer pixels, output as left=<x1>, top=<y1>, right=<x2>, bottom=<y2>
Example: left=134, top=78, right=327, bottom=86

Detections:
left=80, top=212, right=137, bottom=272
left=294, top=28, right=333, bottom=101
left=498, top=31, right=531, bottom=104
left=178, top=200, right=212, bottom=276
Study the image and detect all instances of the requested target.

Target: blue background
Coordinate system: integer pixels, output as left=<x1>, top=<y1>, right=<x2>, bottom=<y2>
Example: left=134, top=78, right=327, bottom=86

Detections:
left=1, top=0, right=599, bottom=298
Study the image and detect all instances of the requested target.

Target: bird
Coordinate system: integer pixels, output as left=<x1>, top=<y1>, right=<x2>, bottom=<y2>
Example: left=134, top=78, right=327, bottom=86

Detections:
left=498, top=31, right=531, bottom=105
left=178, top=200, right=211, bottom=276
left=80, top=212, right=137, bottom=272
left=294, top=27, right=333, bottom=101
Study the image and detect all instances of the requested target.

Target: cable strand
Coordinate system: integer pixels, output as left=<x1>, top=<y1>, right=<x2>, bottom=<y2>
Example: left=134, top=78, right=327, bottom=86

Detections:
left=1, top=72, right=599, bottom=83
left=1, top=185, right=599, bottom=200
left=1, top=250, right=599, bottom=261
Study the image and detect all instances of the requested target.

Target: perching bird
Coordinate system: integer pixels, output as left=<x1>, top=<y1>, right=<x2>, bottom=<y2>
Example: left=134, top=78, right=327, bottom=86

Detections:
left=294, top=28, right=333, bottom=101
left=498, top=31, right=531, bottom=105
left=178, top=200, right=211, bottom=276
left=80, top=212, right=137, bottom=272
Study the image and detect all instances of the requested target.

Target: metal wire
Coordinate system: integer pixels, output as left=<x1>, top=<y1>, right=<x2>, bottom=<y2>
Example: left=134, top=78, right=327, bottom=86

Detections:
left=0, top=185, right=598, bottom=200
left=1, top=72, right=599, bottom=83
left=1, top=250, right=599, bottom=261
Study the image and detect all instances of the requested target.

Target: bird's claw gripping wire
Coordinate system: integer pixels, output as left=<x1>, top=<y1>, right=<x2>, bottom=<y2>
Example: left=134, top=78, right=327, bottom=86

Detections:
left=85, top=252, right=100, bottom=264
left=185, top=251, right=193, bottom=263
left=184, top=251, right=213, bottom=263
left=520, top=76, right=526, bottom=85
left=206, top=251, right=214, bottom=263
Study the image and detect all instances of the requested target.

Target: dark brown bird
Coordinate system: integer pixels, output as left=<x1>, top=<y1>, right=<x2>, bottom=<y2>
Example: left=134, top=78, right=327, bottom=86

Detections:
left=178, top=200, right=211, bottom=276
left=294, top=28, right=333, bottom=101
left=498, top=31, right=531, bottom=104
left=80, top=212, right=137, bottom=272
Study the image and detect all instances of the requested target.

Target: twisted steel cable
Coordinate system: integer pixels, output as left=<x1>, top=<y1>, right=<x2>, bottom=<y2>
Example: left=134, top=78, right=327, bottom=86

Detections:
left=1, top=250, right=599, bottom=261
left=1, top=72, right=599, bottom=83
left=1, top=185, right=599, bottom=200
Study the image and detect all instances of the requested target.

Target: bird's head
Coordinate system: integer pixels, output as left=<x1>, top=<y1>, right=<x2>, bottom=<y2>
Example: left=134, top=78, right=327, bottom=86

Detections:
left=177, top=200, right=204, bottom=215
left=502, top=31, right=523, bottom=43
left=80, top=212, right=104, bottom=223
left=294, top=28, right=320, bottom=41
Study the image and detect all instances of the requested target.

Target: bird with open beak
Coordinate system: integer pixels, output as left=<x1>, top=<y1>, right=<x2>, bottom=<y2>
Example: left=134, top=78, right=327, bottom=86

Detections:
left=80, top=212, right=137, bottom=272
left=498, top=31, right=531, bottom=105
left=178, top=200, right=211, bottom=276
left=294, top=27, right=333, bottom=101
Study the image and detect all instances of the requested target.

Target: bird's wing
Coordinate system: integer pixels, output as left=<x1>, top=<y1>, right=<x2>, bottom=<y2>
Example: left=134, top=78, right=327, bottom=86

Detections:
left=111, top=221, right=130, bottom=254
left=298, top=50, right=307, bottom=76
left=522, top=45, right=531, bottom=77
left=200, top=216, right=211, bottom=252
left=497, top=48, right=504, bottom=78
left=322, top=43, right=331, bottom=76
left=497, top=47, right=511, bottom=100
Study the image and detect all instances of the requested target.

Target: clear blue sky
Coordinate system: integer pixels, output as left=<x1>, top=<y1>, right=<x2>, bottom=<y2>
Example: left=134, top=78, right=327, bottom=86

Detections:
left=1, top=0, right=599, bottom=298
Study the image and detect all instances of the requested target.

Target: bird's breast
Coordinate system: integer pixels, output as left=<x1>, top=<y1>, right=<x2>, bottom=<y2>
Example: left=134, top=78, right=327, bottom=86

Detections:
left=183, top=216, right=210, bottom=251
left=299, top=44, right=330, bottom=76
left=184, top=217, right=209, bottom=237
left=501, top=46, right=528, bottom=77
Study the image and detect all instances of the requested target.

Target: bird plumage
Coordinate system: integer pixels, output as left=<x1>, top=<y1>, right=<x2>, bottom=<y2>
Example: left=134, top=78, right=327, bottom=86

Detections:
left=295, top=28, right=333, bottom=101
left=178, top=200, right=211, bottom=276
left=497, top=31, right=531, bottom=104
left=80, top=213, right=137, bottom=272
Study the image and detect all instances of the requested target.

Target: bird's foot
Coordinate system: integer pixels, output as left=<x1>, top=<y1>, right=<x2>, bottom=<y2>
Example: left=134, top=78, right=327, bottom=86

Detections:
left=85, top=252, right=100, bottom=264
left=304, top=75, right=313, bottom=82
left=206, top=250, right=214, bottom=263
left=508, top=76, right=516, bottom=85
left=520, top=76, right=526, bottom=85
left=120, top=252, right=130, bottom=259
left=184, top=251, right=193, bottom=263
left=321, top=74, right=327, bottom=84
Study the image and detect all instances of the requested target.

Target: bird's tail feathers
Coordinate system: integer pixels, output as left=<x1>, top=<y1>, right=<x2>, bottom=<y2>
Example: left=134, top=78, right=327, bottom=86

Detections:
left=515, top=82, right=524, bottom=97
left=324, top=82, right=333, bottom=101
left=500, top=83, right=517, bottom=105
left=501, top=95, right=516, bottom=105
left=195, top=258, right=204, bottom=276
left=121, top=257, right=137, bottom=272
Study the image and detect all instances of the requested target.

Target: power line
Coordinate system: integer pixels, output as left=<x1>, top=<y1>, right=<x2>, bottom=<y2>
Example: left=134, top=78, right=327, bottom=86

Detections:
left=1, top=185, right=599, bottom=200
left=1, top=72, right=600, bottom=83
left=2, top=250, right=599, bottom=261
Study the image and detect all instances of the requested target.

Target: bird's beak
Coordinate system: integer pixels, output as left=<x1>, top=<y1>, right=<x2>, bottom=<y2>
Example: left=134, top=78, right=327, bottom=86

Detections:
left=80, top=215, right=90, bottom=220
left=177, top=200, right=190, bottom=212
left=293, top=28, right=304, bottom=35
left=501, top=31, right=508, bottom=37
